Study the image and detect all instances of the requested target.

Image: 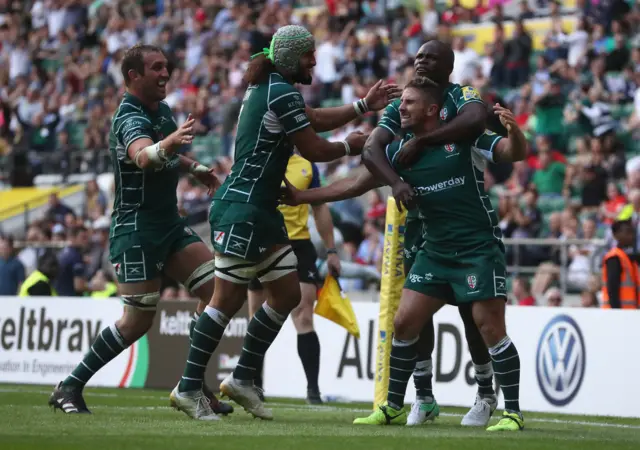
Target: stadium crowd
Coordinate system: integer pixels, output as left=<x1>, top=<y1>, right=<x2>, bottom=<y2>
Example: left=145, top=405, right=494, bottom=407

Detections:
left=0, top=0, right=640, bottom=307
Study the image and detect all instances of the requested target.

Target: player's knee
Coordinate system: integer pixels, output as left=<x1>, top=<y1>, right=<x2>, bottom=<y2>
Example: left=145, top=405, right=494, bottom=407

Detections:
left=393, top=312, right=419, bottom=341
left=291, top=302, right=313, bottom=331
left=473, top=301, right=507, bottom=347
left=117, top=308, right=156, bottom=342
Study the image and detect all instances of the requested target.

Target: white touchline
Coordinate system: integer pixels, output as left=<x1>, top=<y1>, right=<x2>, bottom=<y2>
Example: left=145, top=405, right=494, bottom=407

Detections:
left=2, top=388, right=639, bottom=430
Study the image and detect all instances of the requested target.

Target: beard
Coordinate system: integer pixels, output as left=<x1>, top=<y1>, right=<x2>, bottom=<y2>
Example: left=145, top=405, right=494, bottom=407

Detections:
left=293, top=70, right=313, bottom=85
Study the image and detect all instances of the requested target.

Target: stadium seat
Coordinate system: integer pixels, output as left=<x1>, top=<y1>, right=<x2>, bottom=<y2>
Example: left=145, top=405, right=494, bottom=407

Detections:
left=67, top=173, right=97, bottom=184
left=33, top=174, right=64, bottom=187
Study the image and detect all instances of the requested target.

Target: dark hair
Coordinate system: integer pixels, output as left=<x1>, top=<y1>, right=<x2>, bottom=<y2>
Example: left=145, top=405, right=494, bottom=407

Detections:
left=612, top=219, right=633, bottom=234
left=243, top=55, right=277, bottom=86
left=405, top=76, right=444, bottom=108
left=121, top=44, right=166, bottom=86
left=38, top=250, right=59, bottom=279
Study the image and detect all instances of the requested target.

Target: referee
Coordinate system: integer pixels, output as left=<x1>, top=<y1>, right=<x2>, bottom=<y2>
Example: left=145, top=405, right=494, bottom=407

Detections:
left=248, top=152, right=341, bottom=404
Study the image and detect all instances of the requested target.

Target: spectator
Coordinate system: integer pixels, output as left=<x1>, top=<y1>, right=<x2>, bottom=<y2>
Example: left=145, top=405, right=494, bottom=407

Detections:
left=0, top=235, right=25, bottom=296
left=512, top=275, right=535, bottom=306
left=89, top=270, right=118, bottom=298
left=601, top=181, right=627, bottom=224
left=504, top=19, right=532, bottom=87
left=451, top=36, right=479, bottom=85
left=602, top=219, right=640, bottom=309
left=532, top=148, right=566, bottom=196
left=581, top=290, right=599, bottom=307
left=355, top=219, right=383, bottom=273
left=546, top=287, right=563, bottom=306
left=54, top=226, right=90, bottom=297
left=17, top=223, right=51, bottom=276
left=46, top=193, right=74, bottom=225
left=18, top=250, right=59, bottom=297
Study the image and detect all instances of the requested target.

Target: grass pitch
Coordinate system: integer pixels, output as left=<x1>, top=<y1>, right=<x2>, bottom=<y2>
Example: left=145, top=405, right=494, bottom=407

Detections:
left=1, top=384, right=640, bottom=450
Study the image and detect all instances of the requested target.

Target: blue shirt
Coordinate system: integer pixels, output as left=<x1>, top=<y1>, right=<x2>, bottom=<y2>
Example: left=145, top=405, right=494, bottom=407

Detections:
left=0, top=256, right=26, bottom=295
left=54, top=247, right=86, bottom=296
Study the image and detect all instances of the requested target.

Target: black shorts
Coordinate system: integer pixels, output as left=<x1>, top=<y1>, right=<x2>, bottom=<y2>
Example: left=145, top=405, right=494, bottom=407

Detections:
left=248, top=239, right=320, bottom=291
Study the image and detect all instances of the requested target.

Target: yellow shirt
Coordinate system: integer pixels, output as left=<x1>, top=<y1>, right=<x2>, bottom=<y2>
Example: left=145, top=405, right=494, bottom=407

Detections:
left=279, top=154, right=321, bottom=240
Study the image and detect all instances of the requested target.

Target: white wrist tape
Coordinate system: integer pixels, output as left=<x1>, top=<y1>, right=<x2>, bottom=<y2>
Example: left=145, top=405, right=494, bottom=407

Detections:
left=189, top=162, right=209, bottom=174
left=341, top=140, right=351, bottom=156
left=136, top=142, right=168, bottom=166
left=352, top=98, right=369, bottom=116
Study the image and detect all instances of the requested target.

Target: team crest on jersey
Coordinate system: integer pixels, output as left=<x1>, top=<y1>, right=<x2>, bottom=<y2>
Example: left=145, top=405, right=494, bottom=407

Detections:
left=214, top=231, right=225, bottom=245
left=444, top=143, right=456, bottom=153
left=113, top=263, right=121, bottom=275
left=462, top=86, right=481, bottom=101
left=439, top=107, right=448, bottom=121
left=467, top=274, right=477, bottom=289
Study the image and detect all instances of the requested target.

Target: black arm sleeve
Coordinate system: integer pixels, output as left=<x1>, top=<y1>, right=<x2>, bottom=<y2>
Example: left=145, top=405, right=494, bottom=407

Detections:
left=27, top=280, right=53, bottom=296
left=605, top=257, right=622, bottom=309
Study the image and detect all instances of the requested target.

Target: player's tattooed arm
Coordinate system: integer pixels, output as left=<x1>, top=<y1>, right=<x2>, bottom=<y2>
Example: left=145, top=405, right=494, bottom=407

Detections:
left=305, top=80, right=401, bottom=132
left=282, top=168, right=381, bottom=206
left=491, top=105, right=527, bottom=163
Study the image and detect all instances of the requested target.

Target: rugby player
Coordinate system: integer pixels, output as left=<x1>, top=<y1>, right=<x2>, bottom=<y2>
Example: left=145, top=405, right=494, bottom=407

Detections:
left=355, top=77, right=525, bottom=431
left=248, top=153, right=342, bottom=405
left=282, top=100, right=526, bottom=425
left=364, top=39, right=508, bottom=427
left=170, top=25, right=400, bottom=421
left=49, top=44, right=233, bottom=416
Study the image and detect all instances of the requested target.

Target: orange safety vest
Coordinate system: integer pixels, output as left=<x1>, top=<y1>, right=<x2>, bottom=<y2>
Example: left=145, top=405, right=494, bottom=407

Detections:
left=602, top=247, right=640, bottom=309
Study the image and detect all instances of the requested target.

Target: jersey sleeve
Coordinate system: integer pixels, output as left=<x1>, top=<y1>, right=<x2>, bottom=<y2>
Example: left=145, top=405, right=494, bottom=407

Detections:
left=309, top=163, right=321, bottom=188
left=451, top=85, right=484, bottom=113
left=472, top=131, right=503, bottom=163
left=268, top=84, right=310, bottom=135
left=377, top=99, right=402, bottom=136
left=384, top=140, right=403, bottom=170
left=114, top=112, right=154, bottom=161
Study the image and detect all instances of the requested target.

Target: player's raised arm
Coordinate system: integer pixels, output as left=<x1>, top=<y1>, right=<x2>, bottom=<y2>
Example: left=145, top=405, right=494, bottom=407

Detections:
left=123, top=114, right=195, bottom=169
left=305, top=80, right=401, bottom=132
left=282, top=168, right=382, bottom=206
left=489, top=105, right=528, bottom=163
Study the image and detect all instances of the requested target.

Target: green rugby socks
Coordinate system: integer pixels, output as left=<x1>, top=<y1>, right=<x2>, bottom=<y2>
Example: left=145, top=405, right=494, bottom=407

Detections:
left=179, top=307, right=229, bottom=392
left=233, top=304, right=286, bottom=384
left=413, top=359, right=434, bottom=401
left=489, top=336, right=521, bottom=412
left=62, top=325, right=128, bottom=389
left=387, top=337, right=418, bottom=409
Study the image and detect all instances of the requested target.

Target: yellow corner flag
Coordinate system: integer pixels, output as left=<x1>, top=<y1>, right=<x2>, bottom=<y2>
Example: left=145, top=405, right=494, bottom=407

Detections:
left=315, top=275, right=360, bottom=338
left=373, top=197, right=407, bottom=408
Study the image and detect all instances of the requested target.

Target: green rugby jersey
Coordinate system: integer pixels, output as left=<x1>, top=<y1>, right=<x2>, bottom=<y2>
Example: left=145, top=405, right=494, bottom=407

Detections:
left=215, top=72, right=311, bottom=209
left=377, top=83, right=484, bottom=221
left=108, top=93, right=182, bottom=238
left=385, top=131, right=503, bottom=256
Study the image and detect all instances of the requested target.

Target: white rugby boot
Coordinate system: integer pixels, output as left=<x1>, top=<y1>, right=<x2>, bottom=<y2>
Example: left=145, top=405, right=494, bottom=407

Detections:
left=170, top=384, right=220, bottom=421
left=461, top=394, right=497, bottom=427
left=220, top=374, right=273, bottom=420
left=406, top=397, right=440, bottom=426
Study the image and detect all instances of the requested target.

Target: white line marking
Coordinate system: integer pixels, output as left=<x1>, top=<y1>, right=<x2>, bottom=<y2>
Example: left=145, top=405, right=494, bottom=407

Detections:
left=2, top=388, right=640, bottom=430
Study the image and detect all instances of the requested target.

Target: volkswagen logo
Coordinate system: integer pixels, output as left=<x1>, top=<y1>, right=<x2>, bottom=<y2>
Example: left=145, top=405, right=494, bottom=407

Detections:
left=536, top=315, right=586, bottom=407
